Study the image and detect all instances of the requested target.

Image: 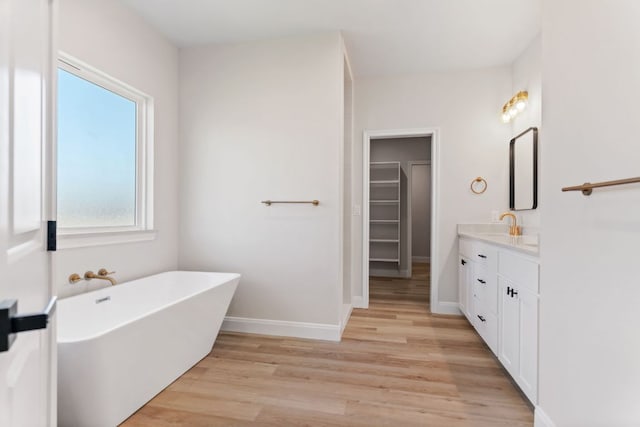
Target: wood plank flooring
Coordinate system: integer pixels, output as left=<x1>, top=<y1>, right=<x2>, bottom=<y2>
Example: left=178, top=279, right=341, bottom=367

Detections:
left=122, top=264, right=533, bottom=426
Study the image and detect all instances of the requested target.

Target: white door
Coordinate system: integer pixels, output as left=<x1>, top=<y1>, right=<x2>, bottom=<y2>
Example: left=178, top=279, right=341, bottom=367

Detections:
left=0, top=0, right=56, bottom=426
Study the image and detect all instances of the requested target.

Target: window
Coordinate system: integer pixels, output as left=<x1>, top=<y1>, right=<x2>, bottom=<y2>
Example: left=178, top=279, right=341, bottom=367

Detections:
left=57, top=55, right=154, bottom=248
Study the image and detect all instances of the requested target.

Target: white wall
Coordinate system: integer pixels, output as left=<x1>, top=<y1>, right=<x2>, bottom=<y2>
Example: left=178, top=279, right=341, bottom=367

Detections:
left=538, top=1, right=640, bottom=425
left=343, top=56, right=353, bottom=304
left=56, top=0, right=179, bottom=298
left=178, top=33, right=344, bottom=328
left=511, top=34, right=541, bottom=228
left=370, top=138, right=431, bottom=162
left=353, top=69, right=513, bottom=307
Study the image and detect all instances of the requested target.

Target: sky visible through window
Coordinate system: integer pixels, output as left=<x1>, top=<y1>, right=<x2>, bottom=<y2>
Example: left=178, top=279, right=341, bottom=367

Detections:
left=57, top=68, right=137, bottom=228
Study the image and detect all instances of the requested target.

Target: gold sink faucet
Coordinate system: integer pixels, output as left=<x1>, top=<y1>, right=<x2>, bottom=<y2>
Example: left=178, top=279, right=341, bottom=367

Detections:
left=499, top=212, right=522, bottom=236
left=84, top=268, right=117, bottom=286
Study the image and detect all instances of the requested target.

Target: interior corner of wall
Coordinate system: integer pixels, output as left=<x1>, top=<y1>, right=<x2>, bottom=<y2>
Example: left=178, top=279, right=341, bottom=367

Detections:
left=340, top=38, right=353, bottom=77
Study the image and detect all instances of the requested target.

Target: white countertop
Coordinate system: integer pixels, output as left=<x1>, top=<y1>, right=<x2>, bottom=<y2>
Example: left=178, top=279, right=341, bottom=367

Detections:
left=458, top=224, right=539, bottom=256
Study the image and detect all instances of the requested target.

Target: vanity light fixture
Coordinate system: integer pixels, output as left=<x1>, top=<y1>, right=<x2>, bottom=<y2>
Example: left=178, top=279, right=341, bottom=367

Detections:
left=501, top=91, right=528, bottom=123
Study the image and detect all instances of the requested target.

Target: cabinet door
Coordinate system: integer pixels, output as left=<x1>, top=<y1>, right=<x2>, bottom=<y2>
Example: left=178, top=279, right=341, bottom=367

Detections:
left=518, top=287, right=538, bottom=403
left=498, top=278, right=519, bottom=377
left=458, top=256, right=474, bottom=321
left=458, top=256, right=468, bottom=315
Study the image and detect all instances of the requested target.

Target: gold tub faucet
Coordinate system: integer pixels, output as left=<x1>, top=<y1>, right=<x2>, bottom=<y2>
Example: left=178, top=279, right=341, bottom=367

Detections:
left=499, top=212, right=522, bottom=236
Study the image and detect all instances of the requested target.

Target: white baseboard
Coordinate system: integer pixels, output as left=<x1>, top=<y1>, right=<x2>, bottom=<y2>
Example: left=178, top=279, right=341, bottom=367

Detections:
left=340, top=304, right=353, bottom=335
left=352, top=296, right=367, bottom=309
left=222, top=316, right=341, bottom=342
left=431, top=301, right=462, bottom=315
left=534, top=407, right=556, bottom=427
left=412, top=256, right=430, bottom=263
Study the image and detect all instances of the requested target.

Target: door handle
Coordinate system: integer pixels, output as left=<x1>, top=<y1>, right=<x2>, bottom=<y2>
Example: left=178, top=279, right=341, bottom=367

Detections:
left=477, top=315, right=486, bottom=322
left=0, top=297, right=57, bottom=352
left=461, top=259, right=466, bottom=265
left=477, top=279, right=486, bottom=284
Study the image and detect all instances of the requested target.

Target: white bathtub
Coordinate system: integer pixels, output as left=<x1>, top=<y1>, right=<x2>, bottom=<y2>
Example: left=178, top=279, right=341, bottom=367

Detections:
left=57, top=271, right=240, bottom=427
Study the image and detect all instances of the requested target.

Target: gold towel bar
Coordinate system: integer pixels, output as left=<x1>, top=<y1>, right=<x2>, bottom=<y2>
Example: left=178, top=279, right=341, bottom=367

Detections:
left=562, top=176, right=640, bottom=196
left=261, top=200, right=319, bottom=206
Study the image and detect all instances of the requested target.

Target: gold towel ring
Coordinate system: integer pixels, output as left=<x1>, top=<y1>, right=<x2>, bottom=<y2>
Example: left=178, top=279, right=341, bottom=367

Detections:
left=470, top=177, right=487, bottom=194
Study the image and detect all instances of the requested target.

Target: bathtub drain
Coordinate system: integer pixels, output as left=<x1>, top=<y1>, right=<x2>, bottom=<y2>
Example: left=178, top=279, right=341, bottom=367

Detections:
left=95, top=296, right=111, bottom=304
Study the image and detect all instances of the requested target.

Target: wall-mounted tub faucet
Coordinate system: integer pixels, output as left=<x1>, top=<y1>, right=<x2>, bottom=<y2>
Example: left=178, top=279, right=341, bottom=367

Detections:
left=84, top=269, right=117, bottom=286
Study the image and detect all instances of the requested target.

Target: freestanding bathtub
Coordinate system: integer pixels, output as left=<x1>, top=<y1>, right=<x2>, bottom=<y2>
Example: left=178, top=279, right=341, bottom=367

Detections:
left=57, top=271, right=240, bottom=427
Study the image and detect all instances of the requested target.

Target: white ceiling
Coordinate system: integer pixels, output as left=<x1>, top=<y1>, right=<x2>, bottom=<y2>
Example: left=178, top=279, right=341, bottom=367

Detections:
left=120, top=0, right=541, bottom=77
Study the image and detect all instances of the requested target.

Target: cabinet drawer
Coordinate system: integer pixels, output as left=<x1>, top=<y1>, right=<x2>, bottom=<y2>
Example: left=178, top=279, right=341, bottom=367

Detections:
left=460, top=238, right=496, bottom=264
left=474, top=266, right=498, bottom=314
left=473, top=305, right=498, bottom=356
left=473, top=242, right=497, bottom=271
left=459, top=238, right=473, bottom=259
left=498, top=250, right=539, bottom=293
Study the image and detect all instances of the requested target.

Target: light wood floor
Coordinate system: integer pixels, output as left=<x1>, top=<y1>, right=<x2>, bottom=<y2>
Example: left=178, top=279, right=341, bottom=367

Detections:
left=122, top=264, right=533, bottom=426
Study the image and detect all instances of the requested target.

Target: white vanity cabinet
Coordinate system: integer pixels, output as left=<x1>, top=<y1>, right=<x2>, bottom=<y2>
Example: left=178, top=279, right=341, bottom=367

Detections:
left=458, top=234, right=539, bottom=404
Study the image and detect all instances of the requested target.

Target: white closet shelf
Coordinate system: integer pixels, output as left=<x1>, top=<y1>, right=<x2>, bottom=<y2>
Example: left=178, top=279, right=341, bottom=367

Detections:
left=368, top=161, right=400, bottom=270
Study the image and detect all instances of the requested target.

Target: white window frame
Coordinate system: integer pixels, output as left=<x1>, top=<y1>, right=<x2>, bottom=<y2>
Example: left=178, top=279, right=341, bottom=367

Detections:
left=56, top=53, right=155, bottom=249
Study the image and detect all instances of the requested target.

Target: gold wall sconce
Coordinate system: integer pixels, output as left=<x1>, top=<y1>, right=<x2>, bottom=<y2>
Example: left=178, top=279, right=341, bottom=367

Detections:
left=501, top=91, right=528, bottom=123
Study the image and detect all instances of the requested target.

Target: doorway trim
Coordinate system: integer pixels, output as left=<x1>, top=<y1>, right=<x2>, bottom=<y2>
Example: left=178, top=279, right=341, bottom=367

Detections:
left=362, top=128, right=440, bottom=311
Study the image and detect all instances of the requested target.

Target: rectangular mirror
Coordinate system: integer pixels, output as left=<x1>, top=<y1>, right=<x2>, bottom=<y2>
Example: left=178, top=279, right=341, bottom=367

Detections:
left=509, top=127, right=538, bottom=210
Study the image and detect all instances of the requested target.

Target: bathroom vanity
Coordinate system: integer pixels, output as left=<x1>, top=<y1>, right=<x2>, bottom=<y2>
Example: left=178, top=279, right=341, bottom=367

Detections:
left=458, top=224, right=539, bottom=404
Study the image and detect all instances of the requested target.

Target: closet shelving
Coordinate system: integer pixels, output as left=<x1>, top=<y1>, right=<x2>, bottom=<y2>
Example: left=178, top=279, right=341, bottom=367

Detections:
left=369, top=162, right=401, bottom=265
